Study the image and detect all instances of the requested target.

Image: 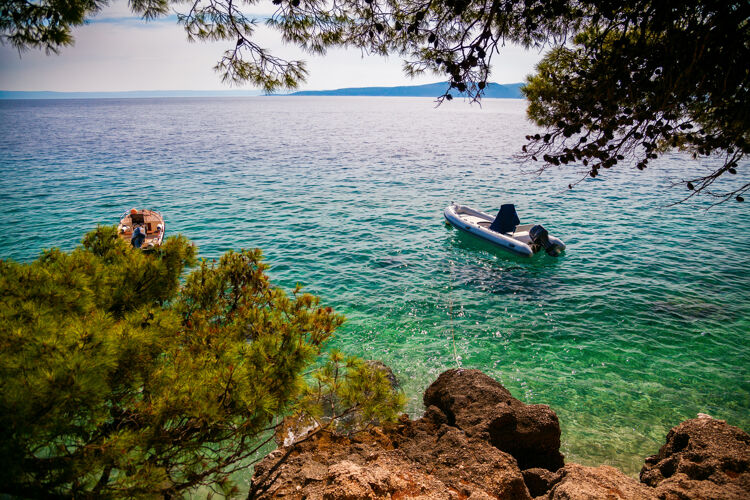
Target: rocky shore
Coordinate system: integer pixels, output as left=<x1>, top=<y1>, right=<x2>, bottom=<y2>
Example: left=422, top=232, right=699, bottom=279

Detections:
left=250, top=369, right=750, bottom=499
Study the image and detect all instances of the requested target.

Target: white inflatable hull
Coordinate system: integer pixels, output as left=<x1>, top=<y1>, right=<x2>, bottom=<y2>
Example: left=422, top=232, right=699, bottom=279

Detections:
left=444, top=203, right=565, bottom=257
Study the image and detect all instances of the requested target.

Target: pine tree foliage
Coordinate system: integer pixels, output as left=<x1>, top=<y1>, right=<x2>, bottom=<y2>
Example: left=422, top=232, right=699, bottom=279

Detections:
left=298, top=351, right=406, bottom=436
left=0, top=227, right=404, bottom=498
left=521, top=3, right=749, bottom=203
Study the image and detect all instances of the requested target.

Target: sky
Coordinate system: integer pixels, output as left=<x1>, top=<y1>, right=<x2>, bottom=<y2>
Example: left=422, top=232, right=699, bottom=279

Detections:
left=0, top=2, right=546, bottom=92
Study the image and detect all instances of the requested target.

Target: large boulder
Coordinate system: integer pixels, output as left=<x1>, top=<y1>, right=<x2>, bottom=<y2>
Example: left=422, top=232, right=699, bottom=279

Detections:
left=640, top=414, right=750, bottom=499
left=541, top=464, right=657, bottom=500
left=423, top=368, right=564, bottom=471
left=253, top=411, right=532, bottom=499
left=391, top=408, right=531, bottom=499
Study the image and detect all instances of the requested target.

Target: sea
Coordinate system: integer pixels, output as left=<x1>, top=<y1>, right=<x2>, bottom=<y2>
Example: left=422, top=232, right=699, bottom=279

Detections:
left=1, top=96, right=748, bottom=475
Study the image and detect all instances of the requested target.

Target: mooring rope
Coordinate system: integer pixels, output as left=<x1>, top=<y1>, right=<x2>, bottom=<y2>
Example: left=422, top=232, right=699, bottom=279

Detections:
left=448, top=260, right=459, bottom=366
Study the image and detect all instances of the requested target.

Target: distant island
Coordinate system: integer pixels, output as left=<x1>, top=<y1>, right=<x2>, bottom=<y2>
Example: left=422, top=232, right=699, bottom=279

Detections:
left=289, top=81, right=524, bottom=98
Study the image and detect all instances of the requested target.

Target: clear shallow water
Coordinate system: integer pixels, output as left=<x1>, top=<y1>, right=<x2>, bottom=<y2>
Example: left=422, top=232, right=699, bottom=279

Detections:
left=1, top=97, right=748, bottom=475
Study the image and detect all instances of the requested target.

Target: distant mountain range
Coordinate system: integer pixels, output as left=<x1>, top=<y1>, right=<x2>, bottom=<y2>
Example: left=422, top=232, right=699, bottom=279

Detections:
left=290, top=81, right=524, bottom=98
left=0, top=90, right=263, bottom=100
left=0, top=82, right=524, bottom=100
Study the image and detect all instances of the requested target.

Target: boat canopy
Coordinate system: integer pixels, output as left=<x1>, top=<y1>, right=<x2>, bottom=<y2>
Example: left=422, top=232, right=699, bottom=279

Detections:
left=489, top=204, right=520, bottom=234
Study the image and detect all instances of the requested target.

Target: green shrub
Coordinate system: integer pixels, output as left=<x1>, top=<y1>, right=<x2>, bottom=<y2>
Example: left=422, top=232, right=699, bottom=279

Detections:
left=0, top=227, right=403, bottom=498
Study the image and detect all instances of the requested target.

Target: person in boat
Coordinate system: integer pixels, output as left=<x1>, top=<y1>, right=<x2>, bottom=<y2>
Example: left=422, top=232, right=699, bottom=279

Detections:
left=131, top=225, right=146, bottom=248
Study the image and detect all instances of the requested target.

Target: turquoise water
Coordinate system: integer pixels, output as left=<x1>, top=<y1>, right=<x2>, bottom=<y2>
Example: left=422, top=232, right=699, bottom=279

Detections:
left=1, top=97, right=748, bottom=474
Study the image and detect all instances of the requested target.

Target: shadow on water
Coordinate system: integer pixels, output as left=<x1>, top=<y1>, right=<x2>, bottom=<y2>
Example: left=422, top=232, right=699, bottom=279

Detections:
left=443, top=224, right=566, bottom=298
left=445, top=222, right=565, bottom=265
left=370, top=256, right=410, bottom=269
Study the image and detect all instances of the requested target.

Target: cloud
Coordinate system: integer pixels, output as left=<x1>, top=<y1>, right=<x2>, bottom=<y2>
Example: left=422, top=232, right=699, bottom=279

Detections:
left=86, top=15, right=179, bottom=25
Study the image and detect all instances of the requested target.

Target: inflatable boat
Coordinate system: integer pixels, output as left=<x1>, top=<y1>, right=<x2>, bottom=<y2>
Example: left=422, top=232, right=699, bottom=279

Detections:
left=444, top=202, right=565, bottom=257
left=117, top=208, right=165, bottom=251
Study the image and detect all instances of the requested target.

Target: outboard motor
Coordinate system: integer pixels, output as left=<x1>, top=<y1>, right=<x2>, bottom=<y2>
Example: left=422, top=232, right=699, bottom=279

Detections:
left=529, top=225, right=563, bottom=256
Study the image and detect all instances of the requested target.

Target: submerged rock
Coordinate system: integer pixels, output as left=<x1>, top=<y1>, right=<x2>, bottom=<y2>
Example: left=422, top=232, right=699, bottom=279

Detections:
left=640, top=414, right=750, bottom=499
left=423, top=368, right=565, bottom=471
left=365, top=360, right=400, bottom=390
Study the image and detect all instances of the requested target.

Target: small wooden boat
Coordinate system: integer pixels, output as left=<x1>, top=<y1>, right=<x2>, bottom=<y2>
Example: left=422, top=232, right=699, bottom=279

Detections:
left=117, top=208, right=165, bottom=250
left=444, top=202, right=565, bottom=257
